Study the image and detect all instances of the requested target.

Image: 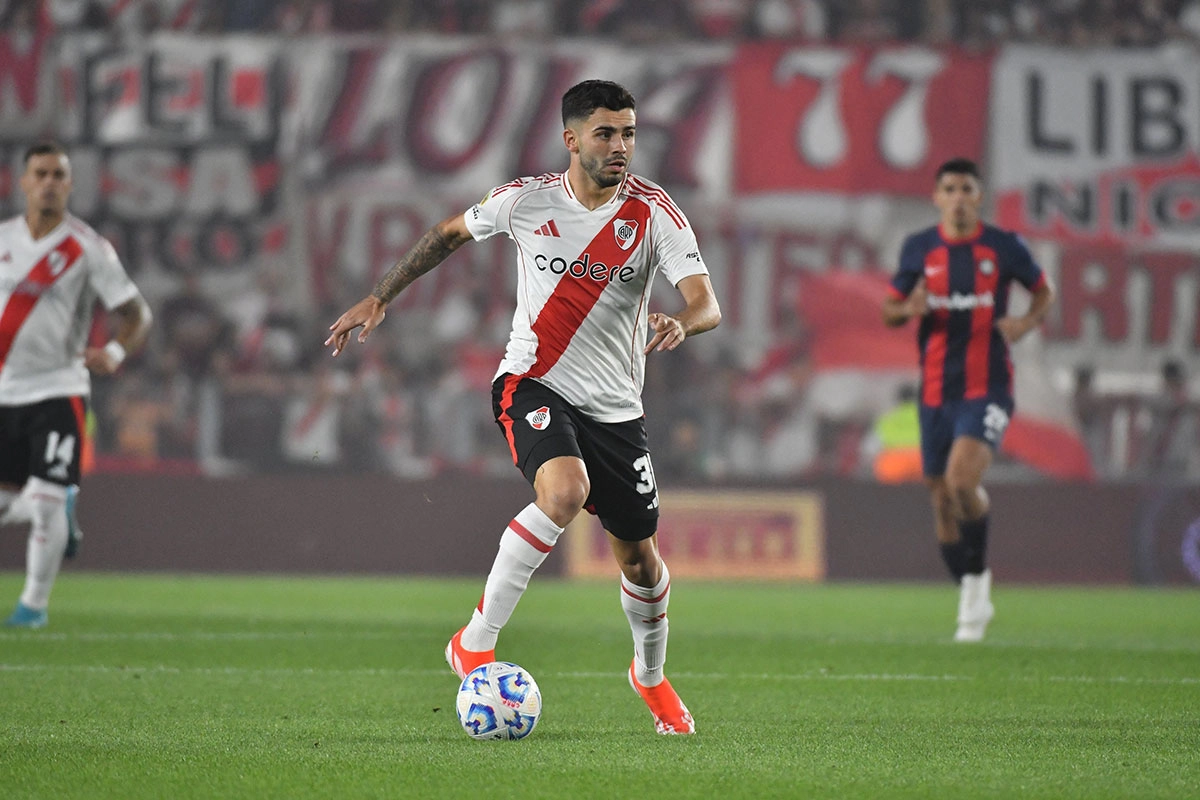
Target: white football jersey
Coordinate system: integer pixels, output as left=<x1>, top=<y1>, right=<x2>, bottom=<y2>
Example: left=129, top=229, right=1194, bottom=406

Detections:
left=0, top=213, right=142, bottom=405
left=465, top=172, right=708, bottom=423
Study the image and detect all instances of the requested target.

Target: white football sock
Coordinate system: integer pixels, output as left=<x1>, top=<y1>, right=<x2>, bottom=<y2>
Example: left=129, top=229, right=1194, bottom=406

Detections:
left=18, top=478, right=69, bottom=611
left=0, top=486, right=30, bottom=526
left=622, top=561, right=671, bottom=687
left=461, top=503, right=563, bottom=652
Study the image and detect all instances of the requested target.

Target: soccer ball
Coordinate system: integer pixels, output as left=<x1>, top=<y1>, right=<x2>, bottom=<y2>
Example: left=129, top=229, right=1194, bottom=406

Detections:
left=455, top=661, right=542, bottom=740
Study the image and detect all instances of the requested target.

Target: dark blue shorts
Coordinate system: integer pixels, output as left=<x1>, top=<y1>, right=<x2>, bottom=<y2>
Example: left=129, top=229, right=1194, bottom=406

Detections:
left=918, top=395, right=1014, bottom=477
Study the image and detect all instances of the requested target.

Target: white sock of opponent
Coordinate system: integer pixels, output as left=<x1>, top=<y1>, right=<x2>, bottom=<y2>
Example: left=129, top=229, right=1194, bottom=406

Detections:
left=461, top=503, right=563, bottom=652
left=622, top=561, right=671, bottom=687
left=18, top=478, right=69, bottom=611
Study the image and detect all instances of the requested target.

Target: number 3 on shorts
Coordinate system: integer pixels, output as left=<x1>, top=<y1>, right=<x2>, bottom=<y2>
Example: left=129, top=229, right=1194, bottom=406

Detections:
left=633, top=454, right=660, bottom=509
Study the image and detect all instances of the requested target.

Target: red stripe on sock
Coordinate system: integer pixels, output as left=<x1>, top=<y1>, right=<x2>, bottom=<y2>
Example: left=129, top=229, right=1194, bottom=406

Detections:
left=508, top=518, right=552, bottom=553
left=622, top=580, right=670, bottom=604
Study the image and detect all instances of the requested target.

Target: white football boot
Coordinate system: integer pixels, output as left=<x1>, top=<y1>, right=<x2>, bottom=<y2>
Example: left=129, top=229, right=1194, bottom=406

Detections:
left=954, top=569, right=994, bottom=642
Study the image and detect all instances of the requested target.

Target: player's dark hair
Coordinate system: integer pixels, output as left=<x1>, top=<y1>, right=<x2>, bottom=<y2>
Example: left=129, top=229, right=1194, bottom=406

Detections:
left=561, top=80, right=636, bottom=127
left=23, top=141, right=67, bottom=164
left=935, top=158, right=980, bottom=182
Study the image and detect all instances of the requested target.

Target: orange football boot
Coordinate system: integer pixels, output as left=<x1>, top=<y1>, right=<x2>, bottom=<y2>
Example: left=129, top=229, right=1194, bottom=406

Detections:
left=445, top=626, right=495, bottom=679
left=628, top=661, right=696, bottom=735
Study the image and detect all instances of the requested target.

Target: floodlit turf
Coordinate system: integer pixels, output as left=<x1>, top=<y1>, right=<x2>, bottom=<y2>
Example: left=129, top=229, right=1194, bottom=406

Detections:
left=1, top=573, right=1197, bottom=799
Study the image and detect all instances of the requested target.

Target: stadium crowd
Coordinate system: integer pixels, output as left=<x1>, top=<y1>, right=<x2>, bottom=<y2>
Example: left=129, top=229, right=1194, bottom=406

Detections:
left=3, top=0, right=1200, bottom=48
left=4, top=0, right=1197, bottom=484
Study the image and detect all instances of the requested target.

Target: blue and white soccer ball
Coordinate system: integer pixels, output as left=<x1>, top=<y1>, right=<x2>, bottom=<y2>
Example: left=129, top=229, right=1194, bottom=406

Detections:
left=455, top=661, right=542, bottom=741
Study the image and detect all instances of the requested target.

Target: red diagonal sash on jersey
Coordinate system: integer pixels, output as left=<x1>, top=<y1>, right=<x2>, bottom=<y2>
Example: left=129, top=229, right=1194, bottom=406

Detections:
left=525, top=198, right=650, bottom=379
left=0, top=236, right=84, bottom=373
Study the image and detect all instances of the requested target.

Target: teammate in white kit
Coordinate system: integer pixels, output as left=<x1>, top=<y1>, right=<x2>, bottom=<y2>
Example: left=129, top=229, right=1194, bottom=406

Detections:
left=1, top=142, right=152, bottom=628
left=327, top=80, right=721, bottom=734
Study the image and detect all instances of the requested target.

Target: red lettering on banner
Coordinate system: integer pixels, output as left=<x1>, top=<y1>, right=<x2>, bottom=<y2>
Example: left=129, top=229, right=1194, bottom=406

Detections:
left=1142, top=253, right=1194, bottom=344
left=996, top=157, right=1200, bottom=245
left=408, top=52, right=512, bottom=173
left=165, top=70, right=205, bottom=113
left=732, top=44, right=990, bottom=196
left=320, top=50, right=380, bottom=156
left=1050, top=245, right=1200, bottom=349
left=1054, top=247, right=1129, bottom=342
left=307, top=202, right=349, bottom=304
left=233, top=70, right=265, bottom=108
left=0, top=30, right=47, bottom=114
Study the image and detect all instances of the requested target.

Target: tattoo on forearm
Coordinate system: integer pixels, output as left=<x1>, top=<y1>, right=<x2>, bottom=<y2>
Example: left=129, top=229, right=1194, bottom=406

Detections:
left=371, top=227, right=457, bottom=304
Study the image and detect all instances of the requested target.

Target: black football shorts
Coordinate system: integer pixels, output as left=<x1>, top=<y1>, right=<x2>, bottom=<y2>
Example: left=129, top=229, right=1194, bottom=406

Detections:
left=492, top=374, right=659, bottom=542
left=0, top=396, right=87, bottom=487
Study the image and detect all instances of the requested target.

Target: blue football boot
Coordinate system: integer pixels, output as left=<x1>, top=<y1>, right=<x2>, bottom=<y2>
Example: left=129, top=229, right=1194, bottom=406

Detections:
left=5, top=602, right=48, bottom=629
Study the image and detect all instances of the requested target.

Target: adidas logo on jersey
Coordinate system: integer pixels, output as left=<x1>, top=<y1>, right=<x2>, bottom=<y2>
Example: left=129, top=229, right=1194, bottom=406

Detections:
left=533, top=220, right=560, bottom=237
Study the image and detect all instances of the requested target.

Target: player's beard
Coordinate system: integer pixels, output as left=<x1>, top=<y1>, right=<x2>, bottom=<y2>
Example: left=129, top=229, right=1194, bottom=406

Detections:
left=581, top=152, right=626, bottom=189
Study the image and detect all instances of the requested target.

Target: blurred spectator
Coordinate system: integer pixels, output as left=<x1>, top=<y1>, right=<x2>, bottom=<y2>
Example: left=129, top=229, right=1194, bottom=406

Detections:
left=689, top=0, right=751, bottom=39
left=104, top=370, right=176, bottom=466
left=331, top=0, right=385, bottom=31
left=956, top=0, right=1015, bottom=49
left=1138, top=360, right=1200, bottom=480
left=835, top=0, right=905, bottom=42
left=1, top=0, right=42, bottom=33
left=573, top=0, right=696, bottom=41
left=159, top=272, right=234, bottom=381
left=347, top=357, right=434, bottom=477
left=659, top=414, right=711, bottom=482
left=407, top=0, right=488, bottom=33
left=281, top=359, right=350, bottom=470
left=45, top=0, right=109, bottom=30
left=751, top=0, right=829, bottom=39
left=20, top=0, right=1193, bottom=44
left=275, top=0, right=332, bottom=33
left=222, top=0, right=277, bottom=31
left=489, top=0, right=562, bottom=37
left=1072, top=364, right=1107, bottom=476
left=864, top=383, right=923, bottom=484
left=1181, top=0, right=1200, bottom=38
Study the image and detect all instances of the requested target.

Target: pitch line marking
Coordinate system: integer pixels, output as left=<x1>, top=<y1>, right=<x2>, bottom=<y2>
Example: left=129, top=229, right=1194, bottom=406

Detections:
left=0, top=663, right=1196, bottom=686
left=0, top=630, right=397, bottom=642
left=2, top=629, right=1197, bottom=656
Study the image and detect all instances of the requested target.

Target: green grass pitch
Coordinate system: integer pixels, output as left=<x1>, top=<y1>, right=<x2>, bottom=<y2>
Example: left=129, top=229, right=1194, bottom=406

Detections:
left=1, top=572, right=1197, bottom=799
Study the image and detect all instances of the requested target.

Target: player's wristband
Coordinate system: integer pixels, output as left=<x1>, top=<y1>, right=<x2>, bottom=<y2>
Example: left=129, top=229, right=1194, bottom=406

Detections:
left=103, top=340, right=127, bottom=366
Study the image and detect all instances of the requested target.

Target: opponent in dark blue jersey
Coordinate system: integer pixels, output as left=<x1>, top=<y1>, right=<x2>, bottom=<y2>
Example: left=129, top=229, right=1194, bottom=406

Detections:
left=882, top=158, right=1055, bottom=642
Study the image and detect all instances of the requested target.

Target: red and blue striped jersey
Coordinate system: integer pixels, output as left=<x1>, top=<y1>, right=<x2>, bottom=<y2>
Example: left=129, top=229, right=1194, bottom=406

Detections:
left=888, top=222, right=1047, bottom=407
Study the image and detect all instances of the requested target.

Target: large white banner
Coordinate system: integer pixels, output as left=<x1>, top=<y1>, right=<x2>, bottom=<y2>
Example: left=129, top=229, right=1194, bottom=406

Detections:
left=990, top=45, right=1200, bottom=250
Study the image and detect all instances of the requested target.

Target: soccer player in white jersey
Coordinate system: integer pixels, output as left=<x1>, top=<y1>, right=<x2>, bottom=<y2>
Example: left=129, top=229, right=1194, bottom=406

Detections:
left=327, top=80, right=720, bottom=734
left=1, top=142, right=152, bottom=628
